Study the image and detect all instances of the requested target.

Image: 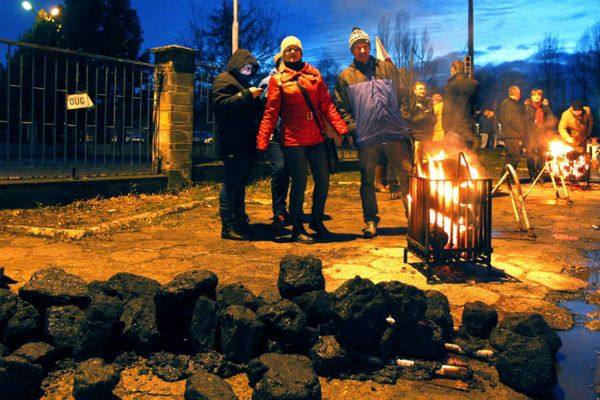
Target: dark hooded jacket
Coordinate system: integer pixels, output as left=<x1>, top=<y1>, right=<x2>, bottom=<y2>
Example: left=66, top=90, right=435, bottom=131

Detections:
left=498, top=96, right=526, bottom=140
left=212, top=49, right=263, bottom=157
left=442, top=72, right=479, bottom=140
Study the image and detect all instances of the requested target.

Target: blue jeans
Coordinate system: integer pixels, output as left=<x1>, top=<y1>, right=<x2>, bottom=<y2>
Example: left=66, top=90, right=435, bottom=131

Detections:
left=282, top=142, right=329, bottom=226
left=269, top=141, right=290, bottom=217
left=358, top=140, right=413, bottom=223
left=219, top=153, right=255, bottom=231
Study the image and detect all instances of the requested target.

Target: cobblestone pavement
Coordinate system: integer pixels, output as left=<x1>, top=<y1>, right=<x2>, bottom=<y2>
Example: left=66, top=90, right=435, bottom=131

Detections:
left=1, top=180, right=599, bottom=399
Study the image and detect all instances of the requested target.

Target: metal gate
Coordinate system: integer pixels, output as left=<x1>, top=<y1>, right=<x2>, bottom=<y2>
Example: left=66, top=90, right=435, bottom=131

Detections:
left=0, top=39, right=155, bottom=179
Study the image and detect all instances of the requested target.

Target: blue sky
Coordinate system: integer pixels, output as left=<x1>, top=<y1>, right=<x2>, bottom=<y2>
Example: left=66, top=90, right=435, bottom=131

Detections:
left=1, top=0, right=597, bottom=66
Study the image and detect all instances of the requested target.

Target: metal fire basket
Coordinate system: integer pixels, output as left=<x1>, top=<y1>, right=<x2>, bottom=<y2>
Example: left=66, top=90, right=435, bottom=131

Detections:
left=403, top=154, right=493, bottom=279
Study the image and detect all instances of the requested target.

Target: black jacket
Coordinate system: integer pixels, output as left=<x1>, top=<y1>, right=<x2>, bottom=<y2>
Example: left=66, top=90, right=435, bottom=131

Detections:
left=212, top=49, right=263, bottom=157
left=442, top=72, right=479, bottom=140
left=499, top=97, right=526, bottom=139
left=408, top=94, right=436, bottom=141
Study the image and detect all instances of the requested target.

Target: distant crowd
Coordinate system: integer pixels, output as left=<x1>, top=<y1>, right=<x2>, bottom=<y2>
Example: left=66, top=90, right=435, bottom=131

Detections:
left=211, top=27, right=594, bottom=244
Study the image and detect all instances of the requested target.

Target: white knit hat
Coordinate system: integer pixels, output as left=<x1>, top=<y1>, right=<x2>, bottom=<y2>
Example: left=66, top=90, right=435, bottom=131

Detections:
left=280, top=36, right=303, bottom=53
left=349, top=27, right=370, bottom=51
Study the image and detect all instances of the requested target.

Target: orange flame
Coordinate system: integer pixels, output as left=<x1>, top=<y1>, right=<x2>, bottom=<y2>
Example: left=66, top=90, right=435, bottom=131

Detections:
left=547, top=139, right=589, bottom=179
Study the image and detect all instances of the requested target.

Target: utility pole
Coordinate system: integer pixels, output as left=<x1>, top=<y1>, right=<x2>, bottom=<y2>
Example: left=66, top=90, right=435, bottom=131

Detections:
left=232, top=0, right=239, bottom=54
left=468, top=0, right=474, bottom=78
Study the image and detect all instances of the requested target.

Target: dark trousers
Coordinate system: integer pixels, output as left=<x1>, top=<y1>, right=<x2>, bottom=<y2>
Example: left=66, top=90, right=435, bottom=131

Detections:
left=504, top=139, right=521, bottom=170
left=358, top=140, right=413, bottom=223
left=269, top=141, right=290, bottom=217
left=282, top=142, right=329, bottom=226
left=219, top=153, right=255, bottom=231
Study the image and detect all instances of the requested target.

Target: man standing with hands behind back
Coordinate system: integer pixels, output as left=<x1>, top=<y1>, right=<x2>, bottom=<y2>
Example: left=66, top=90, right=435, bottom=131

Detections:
left=335, top=27, right=413, bottom=239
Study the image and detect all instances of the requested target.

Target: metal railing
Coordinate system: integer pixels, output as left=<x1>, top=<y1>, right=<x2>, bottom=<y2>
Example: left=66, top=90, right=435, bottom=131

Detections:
left=0, top=39, right=155, bottom=178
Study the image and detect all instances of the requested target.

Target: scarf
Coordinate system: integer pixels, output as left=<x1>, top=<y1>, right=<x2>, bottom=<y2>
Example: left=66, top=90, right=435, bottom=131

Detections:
left=532, top=101, right=544, bottom=127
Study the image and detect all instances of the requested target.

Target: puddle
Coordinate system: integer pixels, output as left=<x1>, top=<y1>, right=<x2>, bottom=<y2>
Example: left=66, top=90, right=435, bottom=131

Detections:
left=552, top=250, right=600, bottom=399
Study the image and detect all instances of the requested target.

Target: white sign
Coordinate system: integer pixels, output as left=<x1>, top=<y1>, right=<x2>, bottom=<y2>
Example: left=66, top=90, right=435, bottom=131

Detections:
left=66, top=93, right=94, bottom=110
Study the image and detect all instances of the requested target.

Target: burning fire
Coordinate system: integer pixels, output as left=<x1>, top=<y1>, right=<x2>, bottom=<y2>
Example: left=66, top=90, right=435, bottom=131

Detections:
left=412, top=151, right=480, bottom=250
left=546, top=140, right=589, bottom=180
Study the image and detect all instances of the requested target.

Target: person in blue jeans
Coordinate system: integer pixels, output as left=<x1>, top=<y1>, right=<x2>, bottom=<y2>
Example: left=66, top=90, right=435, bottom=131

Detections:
left=258, top=55, right=291, bottom=229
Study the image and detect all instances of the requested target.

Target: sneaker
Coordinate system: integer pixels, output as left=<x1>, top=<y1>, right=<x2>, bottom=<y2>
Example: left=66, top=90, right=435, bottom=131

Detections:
left=362, top=221, right=377, bottom=238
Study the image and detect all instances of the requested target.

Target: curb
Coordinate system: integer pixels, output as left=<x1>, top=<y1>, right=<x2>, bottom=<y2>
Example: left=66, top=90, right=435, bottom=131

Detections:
left=4, top=200, right=203, bottom=239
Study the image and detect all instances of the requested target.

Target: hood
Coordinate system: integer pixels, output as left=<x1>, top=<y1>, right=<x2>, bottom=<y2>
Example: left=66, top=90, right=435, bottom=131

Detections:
left=226, top=49, right=259, bottom=76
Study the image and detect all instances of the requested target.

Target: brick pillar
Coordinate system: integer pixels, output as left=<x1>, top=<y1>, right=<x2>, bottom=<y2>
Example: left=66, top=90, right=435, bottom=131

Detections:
left=151, top=45, right=197, bottom=189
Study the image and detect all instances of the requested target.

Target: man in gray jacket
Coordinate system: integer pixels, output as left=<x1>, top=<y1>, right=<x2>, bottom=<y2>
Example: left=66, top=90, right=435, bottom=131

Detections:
left=498, top=85, right=526, bottom=170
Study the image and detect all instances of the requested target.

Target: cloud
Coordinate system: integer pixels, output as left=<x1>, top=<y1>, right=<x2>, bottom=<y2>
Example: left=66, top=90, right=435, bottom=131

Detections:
left=487, top=45, right=502, bottom=51
left=516, top=44, right=530, bottom=51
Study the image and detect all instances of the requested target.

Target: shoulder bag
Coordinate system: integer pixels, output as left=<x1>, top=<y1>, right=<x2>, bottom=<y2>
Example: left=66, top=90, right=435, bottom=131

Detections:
left=295, top=81, right=339, bottom=173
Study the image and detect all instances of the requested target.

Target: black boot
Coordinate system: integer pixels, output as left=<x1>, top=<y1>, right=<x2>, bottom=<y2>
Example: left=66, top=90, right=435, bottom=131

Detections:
left=291, top=224, right=314, bottom=244
left=309, top=217, right=330, bottom=238
left=235, top=213, right=257, bottom=235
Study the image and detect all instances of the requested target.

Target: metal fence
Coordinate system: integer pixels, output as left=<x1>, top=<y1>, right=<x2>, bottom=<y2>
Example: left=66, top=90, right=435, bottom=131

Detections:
left=0, top=39, right=155, bottom=179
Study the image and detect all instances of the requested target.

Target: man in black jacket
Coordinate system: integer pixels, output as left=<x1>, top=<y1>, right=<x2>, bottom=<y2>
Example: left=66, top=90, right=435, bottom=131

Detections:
left=409, top=81, right=436, bottom=155
left=498, top=85, right=526, bottom=170
left=212, top=49, right=263, bottom=240
left=442, top=60, right=480, bottom=151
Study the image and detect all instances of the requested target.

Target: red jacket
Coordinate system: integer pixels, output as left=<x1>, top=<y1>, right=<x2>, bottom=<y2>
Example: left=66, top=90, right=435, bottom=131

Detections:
left=257, top=63, right=347, bottom=150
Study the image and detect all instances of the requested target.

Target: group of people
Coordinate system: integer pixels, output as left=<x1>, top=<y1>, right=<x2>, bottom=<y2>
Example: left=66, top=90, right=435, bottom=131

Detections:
left=211, top=26, right=593, bottom=244
left=495, top=86, right=593, bottom=180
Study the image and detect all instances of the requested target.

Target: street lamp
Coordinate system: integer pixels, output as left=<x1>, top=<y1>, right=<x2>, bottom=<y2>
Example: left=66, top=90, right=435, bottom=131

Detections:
left=49, top=6, right=60, bottom=17
left=21, top=1, right=33, bottom=11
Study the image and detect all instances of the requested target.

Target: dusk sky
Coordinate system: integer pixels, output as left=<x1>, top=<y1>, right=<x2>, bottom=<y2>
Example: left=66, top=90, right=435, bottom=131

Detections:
left=1, top=0, right=598, bottom=66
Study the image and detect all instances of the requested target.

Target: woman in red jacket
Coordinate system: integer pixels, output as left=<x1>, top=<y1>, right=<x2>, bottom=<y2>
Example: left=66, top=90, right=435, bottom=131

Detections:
left=258, top=36, right=347, bottom=244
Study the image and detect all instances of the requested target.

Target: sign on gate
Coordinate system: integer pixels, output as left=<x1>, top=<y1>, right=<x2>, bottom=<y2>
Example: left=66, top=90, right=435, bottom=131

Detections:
left=66, top=93, right=94, bottom=110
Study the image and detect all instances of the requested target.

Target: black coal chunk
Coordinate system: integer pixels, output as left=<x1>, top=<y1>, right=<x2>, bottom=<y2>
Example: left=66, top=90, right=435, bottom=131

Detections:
left=72, top=358, right=119, bottom=400
left=292, top=290, right=333, bottom=327
left=377, top=281, right=427, bottom=326
left=184, top=369, right=238, bottom=400
left=256, top=299, right=313, bottom=353
left=278, top=255, right=325, bottom=299
left=0, top=355, right=45, bottom=400
left=117, top=296, right=160, bottom=354
left=495, top=334, right=557, bottom=397
left=189, top=296, right=218, bottom=353
left=74, top=294, right=124, bottom=360
left=19, top=267, right=90, bottom=311
left=217, top=283, right=263, bottom=311
left=4, top=298, right=41, bottom=350
left=43, top=305, right=85, bottom=356
left=424, top=290, right=454, bottom=340
left=309, top=335, right=349, bottom=377
left=380, top=319, right=445, bottom=360
left=247, top=353, right=321, bottom=400
left=11, top=342, right=57, bottom=371
left=0, top=289, right=18, bottom=339
left=498, top=312, right=561, bottom=356
left=147, top=351, right=191, bottom=382
left=154, top=270, right=218, bottom=349
left=219, top=305, right=266, bottom=364
left=101, top=273, right=161, bottom=302
left=190, top=351, right=244, bottom=378
left=331, top=276, right=389, bottom=354
left=461, top=301, right=498, bottom=339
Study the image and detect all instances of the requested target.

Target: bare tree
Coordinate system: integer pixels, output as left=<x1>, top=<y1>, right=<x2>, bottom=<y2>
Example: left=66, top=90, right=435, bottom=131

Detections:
left=535, top=34, right=564, bottom=107
left=316, top=53, right=340, bottom=90
left=378, top=11, right=435, bottom=84
left=180, top=0, right=280, bottom=74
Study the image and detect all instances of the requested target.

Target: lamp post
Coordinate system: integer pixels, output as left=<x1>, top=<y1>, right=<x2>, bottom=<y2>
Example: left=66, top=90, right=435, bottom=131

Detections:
left=232, top=0, right=239, bottom=54
left=468, top=0, right=474, bottom=78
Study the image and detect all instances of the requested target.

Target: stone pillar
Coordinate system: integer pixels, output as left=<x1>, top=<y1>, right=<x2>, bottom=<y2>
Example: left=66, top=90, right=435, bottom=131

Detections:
left=151, top=45, right=197, bottom=189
